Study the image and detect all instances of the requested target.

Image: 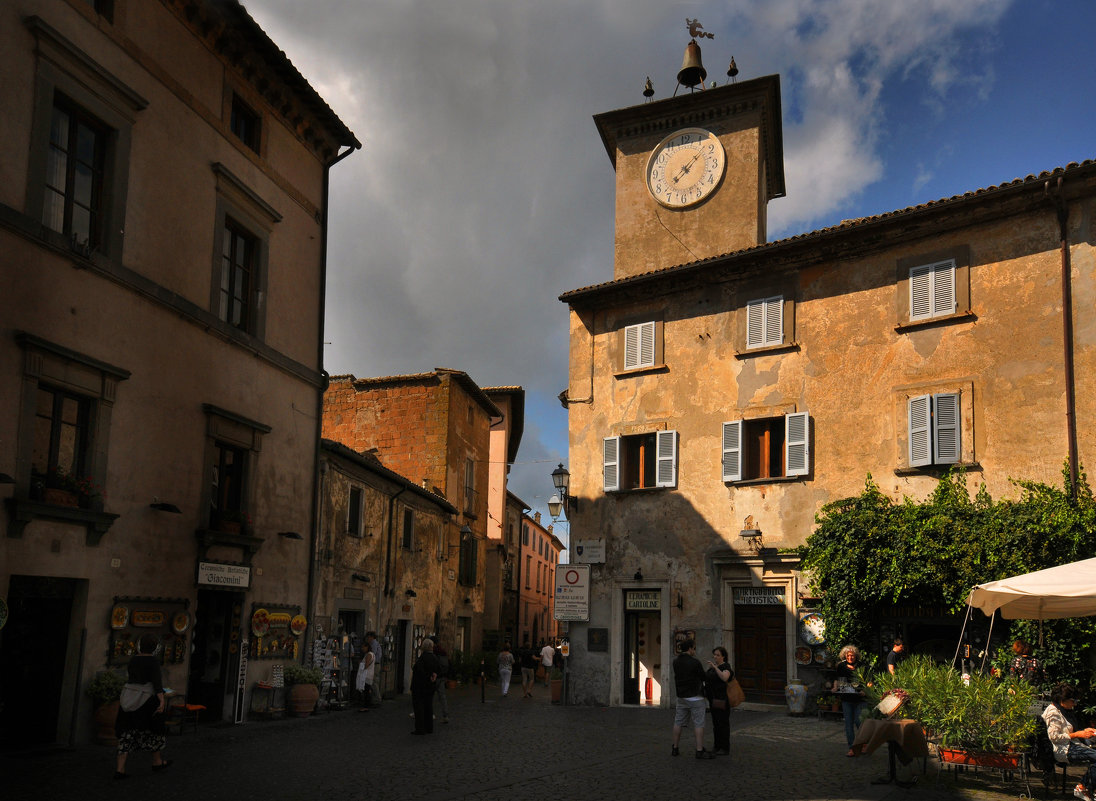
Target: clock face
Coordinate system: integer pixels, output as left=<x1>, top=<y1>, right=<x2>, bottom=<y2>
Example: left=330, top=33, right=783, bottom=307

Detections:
left=645, top=127, right=726, bottom=209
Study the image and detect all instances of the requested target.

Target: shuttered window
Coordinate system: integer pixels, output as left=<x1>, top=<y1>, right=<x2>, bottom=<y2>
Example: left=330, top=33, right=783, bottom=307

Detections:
left=722, top=412, right=810, bottom=482
left=746, top=296, right=783, bottom=348
left=623, top=322, right=657, bottom=370
left=603, top=431, right=677, bottom=492
left=909, top=260, right=957, bottom=321
left=908, top=393, right=960, bottom=466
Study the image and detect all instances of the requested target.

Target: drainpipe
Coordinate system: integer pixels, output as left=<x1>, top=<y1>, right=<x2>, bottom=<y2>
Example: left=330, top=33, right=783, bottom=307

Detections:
left=383, top=487, right=409, bottom=599
left=1046, top=177, right=1079, bottom=500
left=307, top=142, right=359, bottom=658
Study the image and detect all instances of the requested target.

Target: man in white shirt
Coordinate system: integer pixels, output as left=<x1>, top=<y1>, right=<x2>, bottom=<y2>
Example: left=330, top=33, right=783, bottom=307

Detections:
left=539, top=642, right=555, bottom=687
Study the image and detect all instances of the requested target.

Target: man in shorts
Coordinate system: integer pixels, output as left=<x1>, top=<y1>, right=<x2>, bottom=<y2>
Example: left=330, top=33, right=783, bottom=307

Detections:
left=671, top=639, right=716, bottom=759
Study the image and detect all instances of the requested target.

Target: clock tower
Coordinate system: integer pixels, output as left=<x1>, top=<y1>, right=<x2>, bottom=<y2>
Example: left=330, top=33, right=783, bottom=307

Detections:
left=593, top=74, right=785, bottom=281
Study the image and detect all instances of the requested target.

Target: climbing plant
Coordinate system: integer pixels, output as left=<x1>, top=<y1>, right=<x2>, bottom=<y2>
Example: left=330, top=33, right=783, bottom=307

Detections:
left=799, top=463, right=1096, bottom=693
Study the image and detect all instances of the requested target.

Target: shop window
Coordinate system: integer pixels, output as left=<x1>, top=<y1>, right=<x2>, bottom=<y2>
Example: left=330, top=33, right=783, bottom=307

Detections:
left=722, top=412, right=810, bottom=482
left=603, top=430, right=677, bottom=492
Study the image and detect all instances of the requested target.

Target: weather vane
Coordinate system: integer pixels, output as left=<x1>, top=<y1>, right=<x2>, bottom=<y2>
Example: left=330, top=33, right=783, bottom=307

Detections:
left=686, top=18, right=714, bottom=40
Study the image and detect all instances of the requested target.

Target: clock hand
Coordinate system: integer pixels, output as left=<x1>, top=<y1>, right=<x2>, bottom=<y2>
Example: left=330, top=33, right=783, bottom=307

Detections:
left=671, top=150, right=702, bottom=184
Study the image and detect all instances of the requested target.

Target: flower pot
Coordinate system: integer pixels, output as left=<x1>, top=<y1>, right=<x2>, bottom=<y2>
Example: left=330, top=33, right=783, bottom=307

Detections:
left=219, top=521, right=242, bottom=534
left=287, top=683, right=319, bottom=717
left=550, top=678, right=563, bottom=703
left=831, top=702, right=841, bottom=712
left=938, top=748, right=1022, bottom=769
left=44, top=488, right=79, bottom=507
left=93, top=700, right=119, bottom=744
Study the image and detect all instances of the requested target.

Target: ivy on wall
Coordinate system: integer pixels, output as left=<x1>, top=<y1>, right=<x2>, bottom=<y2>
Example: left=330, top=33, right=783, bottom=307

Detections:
left=799, top=464, right=1096, bottom=693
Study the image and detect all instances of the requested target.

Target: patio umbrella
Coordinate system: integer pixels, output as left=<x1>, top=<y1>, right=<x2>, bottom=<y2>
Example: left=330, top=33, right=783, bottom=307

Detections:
left=967, top=557, right=1096, bottom=620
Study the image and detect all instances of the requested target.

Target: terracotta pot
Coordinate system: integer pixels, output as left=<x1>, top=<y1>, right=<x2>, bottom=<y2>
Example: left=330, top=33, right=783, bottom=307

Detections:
left=93, top=700, right=119, bottom=744
left=938, top=748, right=1021, bottom=769
left=831, top=703, right=841, bottom=712
left=44, top=488, right=78, bottom=507
left=550, top=679, right=563, bottom=703
left=287, top=683, right=319, bottom=717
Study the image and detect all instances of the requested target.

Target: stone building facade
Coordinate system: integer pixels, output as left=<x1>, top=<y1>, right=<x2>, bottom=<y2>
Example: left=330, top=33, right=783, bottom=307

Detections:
left=516, top=511, right=563, bottom=649
left=483, top=387, right=524, bottom=646
left=0, top=0, right=357, bottom=744
left=322, top=369, right=503, bottom=655
left=316, top=439, right=456, bottom=697
left=559, top=71, right=1096, bottom=706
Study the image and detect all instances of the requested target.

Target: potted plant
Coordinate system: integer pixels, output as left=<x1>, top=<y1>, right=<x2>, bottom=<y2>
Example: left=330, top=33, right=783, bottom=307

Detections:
left=39, top=466, right=104, bottom=509
left=549, top=667, right=563, bottom=703
left=815, top=693, right=838, bottom=712
left=85, top=669, right=125, bottom=744
left=864, top=655, right=1036, bottom=766
left=283, top=662, right=323, bottom=717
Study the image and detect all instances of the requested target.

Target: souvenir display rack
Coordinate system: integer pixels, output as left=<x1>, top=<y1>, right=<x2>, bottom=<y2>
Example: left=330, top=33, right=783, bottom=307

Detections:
left=249, top=602, right=304, bottom=660
left=108, top=596, right=189, bottom=667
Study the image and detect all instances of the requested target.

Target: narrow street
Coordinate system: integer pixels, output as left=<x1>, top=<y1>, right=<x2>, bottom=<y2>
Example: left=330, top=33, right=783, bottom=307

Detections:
left=3, top=684, right=1027, bottom=801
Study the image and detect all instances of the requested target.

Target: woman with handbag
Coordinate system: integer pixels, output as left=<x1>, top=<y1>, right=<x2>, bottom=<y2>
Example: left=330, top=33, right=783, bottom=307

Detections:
left=705, top=646, right=734, bottom=756
left=114, top=634, right=170, bottom=779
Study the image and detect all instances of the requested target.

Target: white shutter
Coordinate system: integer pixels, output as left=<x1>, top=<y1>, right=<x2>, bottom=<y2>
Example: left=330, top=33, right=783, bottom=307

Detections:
left=933, top=393, right=960, bottom=464
left=909, top=264, right=932, bottom=320
left=785, top=412, right=810, bottom=476
left=623, top=322, right=656, bottom=369
left=603, top=436, right=620, bottom=492
left=746, top=297, right=783, bottom=348
left=638, top=322, right=655, bottom=367
left=932, top=260, right=957, bottom=317
left=655, top=430, right=677, bottom=488
left=908, top=395, right=932, bottom=467
left=722, top=421, right=742, bottom=482
left=765, top=297, right=784, bottom=346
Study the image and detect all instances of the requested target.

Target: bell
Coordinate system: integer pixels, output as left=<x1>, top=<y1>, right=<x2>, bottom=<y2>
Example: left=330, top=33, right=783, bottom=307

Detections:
left=676, top=39, right=707, bottom=89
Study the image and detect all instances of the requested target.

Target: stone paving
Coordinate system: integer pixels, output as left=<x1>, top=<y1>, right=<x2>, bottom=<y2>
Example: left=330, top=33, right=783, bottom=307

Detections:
left=1, top=684, right=1040, bottom=801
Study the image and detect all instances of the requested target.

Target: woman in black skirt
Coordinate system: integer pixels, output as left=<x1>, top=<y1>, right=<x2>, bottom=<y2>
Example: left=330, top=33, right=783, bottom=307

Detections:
left=114, top=634, right=170, bottom=779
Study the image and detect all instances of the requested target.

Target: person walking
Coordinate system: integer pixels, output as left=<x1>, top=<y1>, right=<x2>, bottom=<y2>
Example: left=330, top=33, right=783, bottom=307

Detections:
left=833, top=644, right=867, bottom=756
left=114, top=634, right=171, bottom=778
left=519, top=646, right=537, bottom=697
left=539, top=642, right=555, bottom=687
left=355, top=641, right=375, bottom=712
left=366, top=632, right=383, bottom=705
left=410, top=639, right=441, bottom=735
left=497, top=643, right=515, bottom=697
left=433, top=640, right=450, bottom=723
left=704, top=646, right=733, bottom=756
left=671, top=639, right=716, bottom=760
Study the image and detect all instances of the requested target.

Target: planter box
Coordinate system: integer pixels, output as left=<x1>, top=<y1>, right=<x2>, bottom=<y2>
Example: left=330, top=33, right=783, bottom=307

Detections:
left=44, top=488, right=79, bottom=507
left=938, top=748, right=1022, bottom=769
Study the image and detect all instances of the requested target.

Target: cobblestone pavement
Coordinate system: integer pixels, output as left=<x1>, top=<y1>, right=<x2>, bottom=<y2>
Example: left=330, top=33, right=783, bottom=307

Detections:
left=1, top=685, right=1039, bottom=801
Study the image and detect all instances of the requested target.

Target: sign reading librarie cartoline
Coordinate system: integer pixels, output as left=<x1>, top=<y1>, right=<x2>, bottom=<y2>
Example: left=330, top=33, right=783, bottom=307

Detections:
left=198, top=561, right=251, bottom=589
left=554, top=564, right=590, bottom=621
left=573, top=538, right=605, bottom=564
left=733, top=586, right=785, bottom=605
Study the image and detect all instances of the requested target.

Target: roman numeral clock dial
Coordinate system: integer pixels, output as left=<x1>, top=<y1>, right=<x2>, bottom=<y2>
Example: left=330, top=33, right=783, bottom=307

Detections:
left=645, top=127, right=726, bottom=209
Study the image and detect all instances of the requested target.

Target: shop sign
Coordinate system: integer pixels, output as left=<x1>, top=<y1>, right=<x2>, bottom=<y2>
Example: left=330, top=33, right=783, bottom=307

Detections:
left=625, top=590, right=661, bottom=610
left=554, top=565, right=590, bottom=621
left=733, top=586, right=785, bottom=605
left=573, top=538, right=605, bottom=564
left=198, top=561, right=251, bottom=589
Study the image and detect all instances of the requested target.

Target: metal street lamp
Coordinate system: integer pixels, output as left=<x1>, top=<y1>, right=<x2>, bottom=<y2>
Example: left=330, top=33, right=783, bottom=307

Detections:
left=548, top=463, right=577, bottom=519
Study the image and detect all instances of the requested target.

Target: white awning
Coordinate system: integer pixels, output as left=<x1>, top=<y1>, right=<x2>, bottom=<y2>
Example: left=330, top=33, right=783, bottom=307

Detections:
left=967, top=557, right=1096, bottom=620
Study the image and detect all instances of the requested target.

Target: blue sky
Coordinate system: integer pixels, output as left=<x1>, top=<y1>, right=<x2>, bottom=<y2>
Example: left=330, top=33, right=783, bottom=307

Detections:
left=246, top=0, right=1096, bottom=538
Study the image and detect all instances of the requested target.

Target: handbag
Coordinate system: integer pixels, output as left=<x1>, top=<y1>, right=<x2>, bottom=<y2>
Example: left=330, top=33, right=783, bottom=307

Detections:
left=726, top=677, right=745, bottom=707
left=119, top=682, right=155, bottom=712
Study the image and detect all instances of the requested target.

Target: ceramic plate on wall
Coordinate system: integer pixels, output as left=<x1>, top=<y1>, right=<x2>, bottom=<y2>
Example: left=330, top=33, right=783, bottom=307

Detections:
left=111, top=605, right=129, bottom=630
left=799, top=612, right=825, bottom=645
left=794, top=645, right=812, bottom=665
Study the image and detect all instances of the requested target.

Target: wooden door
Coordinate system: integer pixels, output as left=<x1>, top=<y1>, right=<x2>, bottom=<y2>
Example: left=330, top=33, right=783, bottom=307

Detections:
left=733, top=604, right=787, bottom=704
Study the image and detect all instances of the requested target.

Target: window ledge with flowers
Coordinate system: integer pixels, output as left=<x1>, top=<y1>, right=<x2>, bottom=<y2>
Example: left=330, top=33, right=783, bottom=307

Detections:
left=7, top=469, right=119, bottom=545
